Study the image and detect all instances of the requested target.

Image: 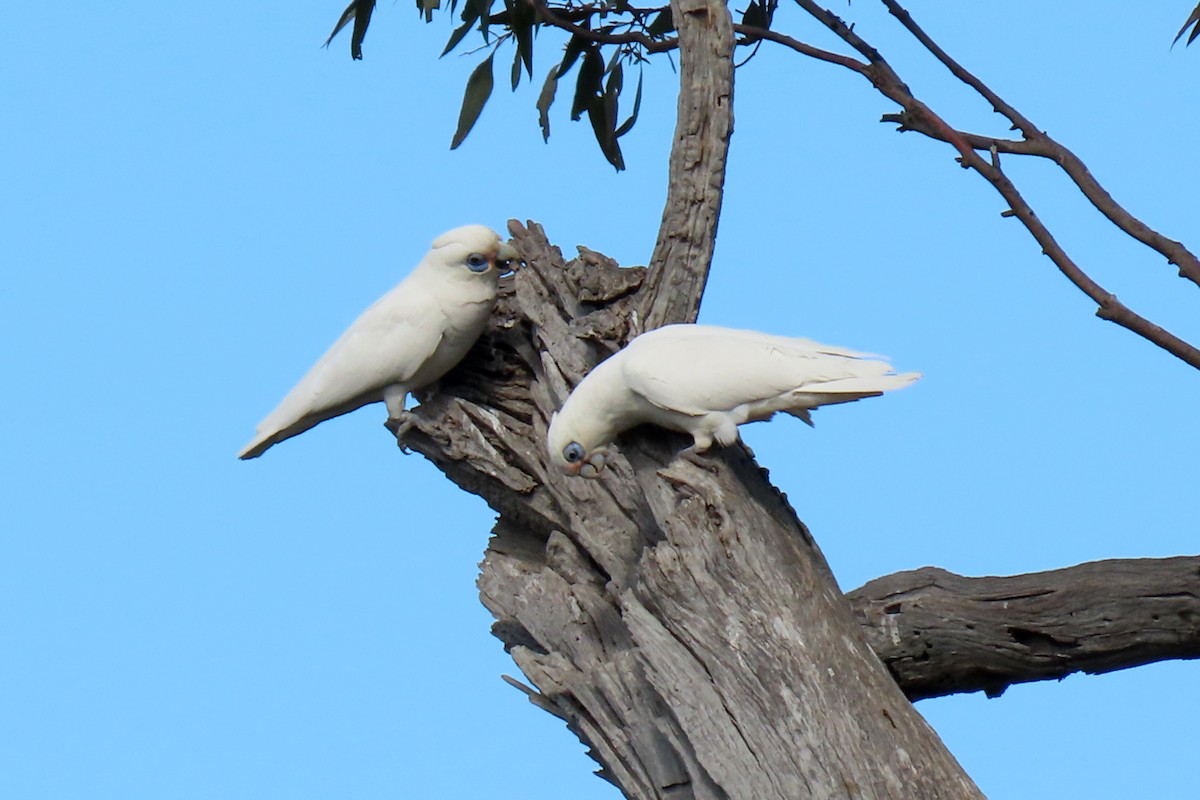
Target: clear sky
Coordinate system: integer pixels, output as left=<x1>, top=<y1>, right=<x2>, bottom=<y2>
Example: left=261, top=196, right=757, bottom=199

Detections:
left=4, top=2, right=1197, bottom=798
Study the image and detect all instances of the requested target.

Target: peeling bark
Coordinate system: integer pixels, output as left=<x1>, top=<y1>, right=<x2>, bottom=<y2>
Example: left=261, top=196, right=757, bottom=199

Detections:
left=641, top=0, right=735, bottom=329
left=848, top=557, right=1200, bottom=701
left=403, top=222, right=984, bottom=799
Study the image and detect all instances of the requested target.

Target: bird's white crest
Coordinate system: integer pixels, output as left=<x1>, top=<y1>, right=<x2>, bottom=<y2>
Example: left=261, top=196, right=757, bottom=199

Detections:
left=546, top=323, right=920, bottom=476
left=238, top=224, right=518, bottom=459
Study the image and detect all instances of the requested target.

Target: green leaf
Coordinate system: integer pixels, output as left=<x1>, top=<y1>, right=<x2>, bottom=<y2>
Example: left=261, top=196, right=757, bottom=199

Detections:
left=740, top=0, right=776, bottom=36
left=417, top=0, right=441, bottom=23
left=558, top=32, right=589, bottom=77
left=461, top=0, right=486, bottom=24
left=645, top=8, right=674, bottom=38
left=571, top=46, right=603, bottom=121
left=441, top=18, right=476, bottom=56
left=606, top=60, right=623, bottom=96
left=603, top=62, right=621, bottom=140
left=585, top=95, right=624, bottom=171
left=508, top=0, right=536, bottom=79
left=451, top=53, right=495, bottom=150
left=479, top=0, right=496, bottom=39
left=511, top=47, right=523, bottom=90
left=614, top=69, right=642, bottom=139
left=536, top=66, right=558, bottom=141
left=1175, top=3, right=1200, bottom=46
left=324, top=0, right=376, bottom=60
left=604, top=43, right=623, bottom=74
left=741, top=0, right=764, bottom=29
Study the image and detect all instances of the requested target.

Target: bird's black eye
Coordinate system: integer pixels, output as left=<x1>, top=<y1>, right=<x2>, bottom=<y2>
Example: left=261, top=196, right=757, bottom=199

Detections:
left=563, top=442, right=585, bottom=463
left=466, top=253, right=490, bottom=272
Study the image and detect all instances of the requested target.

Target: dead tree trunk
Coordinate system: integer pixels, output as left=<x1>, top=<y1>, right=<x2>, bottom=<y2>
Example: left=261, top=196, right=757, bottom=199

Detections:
left=402, top=221, right=984, bottom=799
left=401, top=0, right=984, bottom=796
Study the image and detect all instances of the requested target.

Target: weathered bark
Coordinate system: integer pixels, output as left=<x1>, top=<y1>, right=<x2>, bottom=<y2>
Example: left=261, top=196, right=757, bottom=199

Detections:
left=403, top=222, right=984, bottom=799
left=641, top=0, right=734, bottom=329
left=848, top=557, right=1200, bottom=701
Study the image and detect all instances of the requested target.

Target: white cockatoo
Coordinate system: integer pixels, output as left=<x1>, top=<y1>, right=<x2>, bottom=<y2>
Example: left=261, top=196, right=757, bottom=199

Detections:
left=546, top=324, right=920, bottom=476
left=239, top=224, right=518, bottom=459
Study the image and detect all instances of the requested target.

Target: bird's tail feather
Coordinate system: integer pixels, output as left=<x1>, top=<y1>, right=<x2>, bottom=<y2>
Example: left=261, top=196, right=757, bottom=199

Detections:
left=807, top=371, right=921, bottom=396
left=788, top=370, right=921, bottom=413
left=237, top=394, right=379, bottom=460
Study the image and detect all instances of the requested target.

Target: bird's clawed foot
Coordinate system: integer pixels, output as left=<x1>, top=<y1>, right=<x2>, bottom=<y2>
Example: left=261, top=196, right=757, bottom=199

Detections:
left=385, top=411, right=416, bottom=452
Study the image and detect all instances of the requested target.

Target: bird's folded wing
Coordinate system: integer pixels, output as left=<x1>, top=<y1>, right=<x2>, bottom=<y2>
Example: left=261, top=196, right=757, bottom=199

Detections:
left=620, top=327, right=887, bottom=416
left=254, top=286, right=447, bottom=433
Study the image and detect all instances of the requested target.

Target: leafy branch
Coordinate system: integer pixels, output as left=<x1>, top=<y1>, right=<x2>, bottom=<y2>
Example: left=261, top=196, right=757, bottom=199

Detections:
left=324, top=0, right=1200, bottom=370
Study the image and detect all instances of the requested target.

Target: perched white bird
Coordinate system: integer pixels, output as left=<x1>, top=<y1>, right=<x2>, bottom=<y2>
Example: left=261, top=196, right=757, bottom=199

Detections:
left=547, top=324, right=920, bottom=476
left=239, top=224, right=518, bottom=459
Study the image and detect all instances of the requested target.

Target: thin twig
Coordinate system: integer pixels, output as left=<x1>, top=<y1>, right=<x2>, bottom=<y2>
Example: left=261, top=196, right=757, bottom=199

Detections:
left=528, top=0, right=678, bottom=52
left=879, top=0, right=1200, bottom=288
left=769, top=1, right=1200, bottom=370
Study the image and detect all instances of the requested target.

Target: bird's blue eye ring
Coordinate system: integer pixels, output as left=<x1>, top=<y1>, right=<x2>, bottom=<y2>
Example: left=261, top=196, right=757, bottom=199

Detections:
left=563, top=442, right=585, bottom=463
left=466, top=253, right=490, bottom=272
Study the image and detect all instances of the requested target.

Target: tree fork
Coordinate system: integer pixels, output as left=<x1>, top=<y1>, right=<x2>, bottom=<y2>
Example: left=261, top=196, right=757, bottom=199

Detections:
left=402, top=220, right=984, bottom=799
left=400, top=0, right=980, bottom=794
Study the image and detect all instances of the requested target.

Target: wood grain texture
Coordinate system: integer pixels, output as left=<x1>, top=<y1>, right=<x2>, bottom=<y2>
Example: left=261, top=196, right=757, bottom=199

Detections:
left=848, top=557, right=1200, bottom=701
left=403, top=222, right=984, bottom=800
left=641, top=0, right=735, bottom=330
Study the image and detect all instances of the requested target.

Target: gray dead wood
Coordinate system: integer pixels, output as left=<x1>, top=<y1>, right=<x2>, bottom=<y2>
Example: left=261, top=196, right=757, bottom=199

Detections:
left=641, top=0, right=735, bottom=330
left=848, top=557, right=1200, bottom=701
left=402, top=222, right=984, bottom=800
left=398, top=0, right=982, bottom=794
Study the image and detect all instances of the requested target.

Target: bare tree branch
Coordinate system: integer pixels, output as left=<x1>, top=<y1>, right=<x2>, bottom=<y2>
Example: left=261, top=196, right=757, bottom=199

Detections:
left=641, top=0, right=735, bottom=328
left=528, top=0, right=679, bottom=53
left=848, top=557, right=1200, bottom=701
left=879, top=0, right=1200, bottom=288
left=761, top=1, right=1200, bottom=370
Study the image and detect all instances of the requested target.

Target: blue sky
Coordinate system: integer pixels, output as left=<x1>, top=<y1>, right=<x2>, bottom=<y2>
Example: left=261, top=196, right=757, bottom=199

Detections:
left=4, top=2, right=1197, bottom=798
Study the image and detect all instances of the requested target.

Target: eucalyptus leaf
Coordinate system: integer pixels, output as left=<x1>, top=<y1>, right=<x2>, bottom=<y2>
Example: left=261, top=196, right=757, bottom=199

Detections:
left=324, top=0, right=376, bottom=60
left=479, top=0, right=496, bottom=39
left=586, top=95, right=625, bottom=171
left=614, top=69, right=643, bottom=139
left=1176, top=4, right=1200, bottom=46
left=558, top=31, right=589, bottom=77
left=415, top=0, right=440, bottom=22
left=646, top=8, right=674, bottom=38
left=571, top=46, right=603, bottom=121
left=510, top=0, right=536, bottom=79
left=451, top=53, right=495, bottom=150
left=441, top=18, right=476, bottom=56
left=536, top=66, right=558, bottom=142
left=741, top=0, right=766, bottom=31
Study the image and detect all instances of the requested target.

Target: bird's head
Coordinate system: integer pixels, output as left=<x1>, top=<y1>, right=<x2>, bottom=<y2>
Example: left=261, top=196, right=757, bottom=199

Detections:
left=430, top=224, right=521, bottom=278
left=547, top=411, right=611, bottom=478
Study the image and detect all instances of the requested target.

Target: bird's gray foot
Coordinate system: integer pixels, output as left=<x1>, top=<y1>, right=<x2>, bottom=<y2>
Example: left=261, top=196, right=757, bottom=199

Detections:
left=385, top=411, right=416, bottom=452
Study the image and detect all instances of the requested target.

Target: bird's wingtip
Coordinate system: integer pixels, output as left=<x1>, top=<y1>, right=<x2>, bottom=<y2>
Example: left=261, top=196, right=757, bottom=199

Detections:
left=237, top=434, right=270, bottom=460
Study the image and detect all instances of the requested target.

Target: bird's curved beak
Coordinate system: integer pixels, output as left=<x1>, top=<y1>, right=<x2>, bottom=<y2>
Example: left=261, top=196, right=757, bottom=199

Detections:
left=496, top=242, right=520, bottom=276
